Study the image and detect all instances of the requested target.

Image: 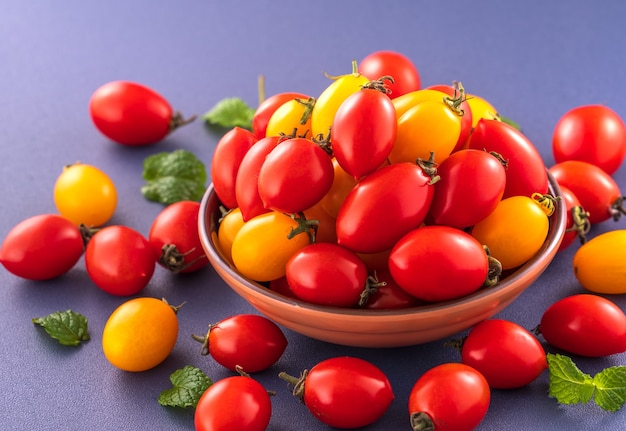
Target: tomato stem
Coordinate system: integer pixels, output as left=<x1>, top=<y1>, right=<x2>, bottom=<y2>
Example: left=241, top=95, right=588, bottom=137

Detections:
left=566, top=205, right=591, bottom=245
left=191, top=323, right=218, bottom=356
left=442, top=81, right=467, bottom=117
left=361, top=76, right=394, bottom=95
left=278, top=370, right=308, bottom=400
left=258, top=74, right=265, bottom=106
left=159, top=244, right=207, bottom=273
left=311, top=129, right=333, bottom=156
left=531, top=192, right=560, bottom=217
left=78, top=224, right=99, bottom=248
left=287, top=212, right=319, bottom=244
left=359, top=271, right=388, bottom=307
left=295, top=97, right=316, bottom=125
left=410, top=412, right=435, bottom=431
left=483, top=246, right=502, bottom=287
left=610, top=196, right=626, bottom=221
left=416, top=152, right=440, bottom=185
left=169, top=111, right=197, bottom=133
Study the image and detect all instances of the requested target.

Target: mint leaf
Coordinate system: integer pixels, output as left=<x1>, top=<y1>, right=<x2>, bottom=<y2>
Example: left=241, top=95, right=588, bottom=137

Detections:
left=158, top=365, right=212, bottom=408
left=202, top=97, right=255, bottom=130
left=547, top=353, right=595, bottom=405
left=32, top=310, right=90, bottom=346
left=593, top=366, right=626, bottom=412
left=141, top=149, right=207, bottom=205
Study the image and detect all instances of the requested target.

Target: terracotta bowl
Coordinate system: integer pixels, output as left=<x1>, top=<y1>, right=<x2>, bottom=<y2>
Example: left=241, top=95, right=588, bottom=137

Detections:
left=198, top=173, right=566, bottom=348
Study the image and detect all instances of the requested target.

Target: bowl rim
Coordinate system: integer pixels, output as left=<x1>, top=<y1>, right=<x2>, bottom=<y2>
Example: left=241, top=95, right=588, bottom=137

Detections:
left=198, top=170, right=566, bottom=318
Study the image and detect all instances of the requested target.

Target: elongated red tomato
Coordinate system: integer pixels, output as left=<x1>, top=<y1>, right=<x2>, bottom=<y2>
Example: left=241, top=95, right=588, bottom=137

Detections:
left=461, top=319, right=548, bottom=389
left=549, top=160, right=624, bottom=224
left=0, top=214, right=84, bottom=280
left=252, top=91, right=309, bottom=139
left=211, top=126, right=258, bottom=209
left=540, top=294, right=626, bottom=357
left=468, top=118, right=548, bottom=198
left=336, top=161, right=435, bottom=254
left=408, top=363, right=490, bottom=431
left=358, top=50, right=421, bottom=98
left=427, top=149, right=506, bottom=229
left=389, top=225, right=489, bottom=302
left=331, top=83, right=397, bottom=179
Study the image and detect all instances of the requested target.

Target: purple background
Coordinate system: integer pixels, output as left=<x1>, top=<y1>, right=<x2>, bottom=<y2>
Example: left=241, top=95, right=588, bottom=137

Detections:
left=2, top=1, right=626, bottom=430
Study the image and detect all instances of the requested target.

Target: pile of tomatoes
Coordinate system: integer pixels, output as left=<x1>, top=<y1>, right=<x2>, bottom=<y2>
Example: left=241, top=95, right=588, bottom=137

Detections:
left=212, top=53, right=562, bottom=310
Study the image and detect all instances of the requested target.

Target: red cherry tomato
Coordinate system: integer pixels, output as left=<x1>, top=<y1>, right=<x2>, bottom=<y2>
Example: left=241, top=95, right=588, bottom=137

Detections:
left=280, top=356, right=394, bottom=429
left=195, top=314, right=287, bottom=373
left=235, top=136, right=283, bottom=221
left=552, top=104, right=626, bottom=175
left=148, top=200, right=208, bottom=273
left=89, top=80, right=192, bottom=146
left=460, top=319, right=548, bottom=389
left=358, top=50, right=421, bottom=98
left=195, top=375, right=272, bottom=431
left=539, top=294, right=626, bottom=357
left=336, top=161, right=435, bottom=254
left=286, top=242, right=368, bottom=307
left=549, top=160, right=625, bottom=224
left=389, top=225, right=489, bottom=302
left=467, top=118, right=548, bottom=199
left=331, top=83, right=397, bottom=179
left=427, top=149, right=506, bottom=229
left=408, top=363, right=490, bottom=431
left=258, top=137, right=334, bottom=213
left=85, top=225, right=156, bottom=296
left=361, top=269, right=423, bottom=310
left=557, top=185, right=588, bottom=251
left=0, top=214, right=84, bottom=280
left=252, top=91, right=309, bottom=139
left=211, top=126, right=258, bottom=209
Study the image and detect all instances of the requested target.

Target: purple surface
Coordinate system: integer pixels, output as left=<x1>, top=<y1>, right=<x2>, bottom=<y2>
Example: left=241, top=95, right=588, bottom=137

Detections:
left=1, top=1, right=626, bottom=430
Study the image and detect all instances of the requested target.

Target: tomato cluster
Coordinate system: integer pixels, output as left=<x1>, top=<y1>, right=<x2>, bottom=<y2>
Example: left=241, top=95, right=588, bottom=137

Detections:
left=212, top=57, right=559, bottom=311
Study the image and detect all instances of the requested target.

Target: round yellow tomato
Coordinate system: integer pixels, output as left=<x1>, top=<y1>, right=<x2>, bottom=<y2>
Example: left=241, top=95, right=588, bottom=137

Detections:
left=217, top=207, right=245, bottom=264
left=390, top=100, right=462, bottom=165
left=573, top=229, right=626, bottom=294
left=265, top=97, right=314, bottom=138
left=392, top=88, right=451, bottom=120
left=231, top=211, right=312, bottom=282
left=53, top=162, right=117, bottom=227
left=470, top=195, right=549, bottom=270
left=466, top=93, right=499, bottom=128
left=102, top=297, right=178, bottom=372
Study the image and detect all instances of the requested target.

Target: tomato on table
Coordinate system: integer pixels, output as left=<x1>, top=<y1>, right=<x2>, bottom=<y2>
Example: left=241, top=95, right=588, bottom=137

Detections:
left=572, top=230, right=626, bottom=294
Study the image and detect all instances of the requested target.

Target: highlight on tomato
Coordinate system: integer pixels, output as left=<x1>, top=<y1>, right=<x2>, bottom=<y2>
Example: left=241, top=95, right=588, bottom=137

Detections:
left=572, top=230, right=626, bottom=294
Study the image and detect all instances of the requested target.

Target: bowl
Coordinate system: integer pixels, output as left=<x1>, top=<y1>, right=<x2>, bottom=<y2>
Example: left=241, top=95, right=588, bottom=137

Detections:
left=198, top=172, right=566, bottom=348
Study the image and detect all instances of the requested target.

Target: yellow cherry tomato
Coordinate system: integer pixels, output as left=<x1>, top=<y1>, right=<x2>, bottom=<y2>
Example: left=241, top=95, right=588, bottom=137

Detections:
left=53, top=162, right=117, bottom=227
left=471, top=195, right=549, bottom=270
left=466, top=93, right=499, bottom=128
left=392, top=88, right=451, bottom=120
left=265, top=97, right=314, bottom=138
left=319, top=157, right=359, bottom=218
left=310, top=64, right=370, bottom=139
left=573, top=229, right=626, bottom=294
left=231, top=211, right=312, bottom=282
left=389, top=100, right=462, bottom=165
left=102, top=297, right=179, bottom=372
left=217, top=207, right=245, bottom=264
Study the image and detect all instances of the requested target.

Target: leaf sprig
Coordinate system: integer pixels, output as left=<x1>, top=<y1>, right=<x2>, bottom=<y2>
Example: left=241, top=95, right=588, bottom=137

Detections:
left=158, top=365, right=213, bottom=408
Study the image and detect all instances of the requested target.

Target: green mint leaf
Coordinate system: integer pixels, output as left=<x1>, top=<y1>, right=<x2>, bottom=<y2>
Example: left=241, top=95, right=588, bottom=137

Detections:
left=546, top=353, right=595, bottom=405
left=32, top=310, right=90, bottom=346
left=592, top=366, right=626, bottom=412
left=141, top=149, right=207, bottom=205
left=158, top=365, right=212, bottom=408
left=202, top=97, right=255, bottom=130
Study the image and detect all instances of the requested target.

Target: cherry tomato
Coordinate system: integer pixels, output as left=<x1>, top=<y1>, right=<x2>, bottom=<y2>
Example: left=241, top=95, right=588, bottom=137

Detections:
left=389, top=225, right=489, bottom=302
left=361, top=269, right=423, bottom=309
left=470, top=195, right=550, bottom=270
left=336, top=161, right=435, bottom=254
left=265, top=96, right=314, bottom=138
left=85, top=225, right=156, bottom=296
left=0, top=214, right=85, bottom=280
left=216, top=207, right=245, bottom=265
left=302, top=201, right=337, bottom=244
left=549, top=160, right=624, bottom=224
left=465, top=93, right=499, bottom=128
left=358, top=50, right=421, bottom=98
left=195, top=375, right=272, bottom=431
left=427, top=149, right=506, bottom=229
left=194, top=314, right=287, bottom=373
left=426, top=83, right=474, bottom=151
left=102, top=297, right=178, bottom=372
left=280, top=356, right=394, bottom=429
left=558, top=185, right=588, bottom=251
left=230, top=211, right=312, bottom=282
left=310, top=64, right=370, bottom=139
left=467, top=118, right=548, bottom=199
left=552, top=104, right=626, bottom=175
left=408, top=363, right=490, bottom=431
left=53, top=162, right=117, bottom=227
left=257, top=137, right=334, bottom=214
left=572, top=230, right=626, bottom=294
left=318, top=157, right=358, bottom=219
left=211, top=126, right=258, bottom=209
left=331, top=81, right=397, bottom=179
left=539, top=294, right=626, bottom=357
left=460, top=319, right=547, bottom=389
left=392, top=88, right=453, bottom=119
left=148, top=200, right=208, bottom=273
left=390, top=99, right=463, bottom=165
left=89, top=80, right=192, bottom=146
left=235, top=136, right=283, bottom=221
left=269, top=275, right=296, bottom=298
left=252, top=91, right=309, bottom=139
left=286, top=242, right=368, bottom=307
